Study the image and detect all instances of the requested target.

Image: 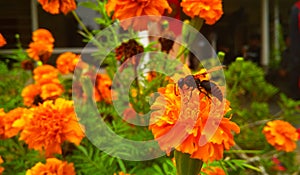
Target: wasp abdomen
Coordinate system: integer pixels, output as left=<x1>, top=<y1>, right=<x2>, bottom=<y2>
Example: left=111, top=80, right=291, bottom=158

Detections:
left=200, top=80, right=223, bottom=101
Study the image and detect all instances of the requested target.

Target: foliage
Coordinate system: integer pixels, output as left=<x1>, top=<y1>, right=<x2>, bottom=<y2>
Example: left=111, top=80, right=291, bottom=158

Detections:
left=224, top=58, right=300, bottom=174
left=0, top=0, right=300, bottom=175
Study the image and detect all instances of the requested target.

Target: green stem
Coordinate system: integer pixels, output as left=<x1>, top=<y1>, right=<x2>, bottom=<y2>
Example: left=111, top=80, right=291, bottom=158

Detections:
left=72, top=11, right=93, bottom=38
left=175, top=150, right=203, bottom=175
left=108, top=24, right=119, bottom=45
left=176, top=46, right=188, bottom=61
left=134, top=64, right=140, bottom=102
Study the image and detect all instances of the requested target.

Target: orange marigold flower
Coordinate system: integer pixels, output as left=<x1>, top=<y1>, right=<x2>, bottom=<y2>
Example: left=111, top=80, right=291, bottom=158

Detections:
left=263, top=120, right=299, bottom=152
left=38, top=0, right=77, bottom=15
left=297, top=128, right=300, bottom=140
left=27, top=41, right=53, bottom=62
left=149, top=84, right=240, bottom=162
left=40, top=83, right=64, bottom=100
left=123, top=105, right=137, bottom=121
left=0, top=156, right=4, bottom=174
left=32, top=29, right=54, bottom=44
left=27, top=29, right=54, bottom=62
left=147, top=71, right=157, bottom=82
left=0, top=109, right=5, bottom=139
left=106, top=0, right=172, bottom=30
left=26, top=158, right=75, bottom=175
left=95, top=73, right=113, bottom=104
left=201, top=166, right=225, bottom=175
left=181, top=0, right=223, bottom=25
left=1, top=108, right=29, bottom=139
left=33, top=65, right=60, bottom=85
left=0, top=33, right=7, bottom=47
left=113, top=172, right=131, bottom=175
left=19, top=98, right=85, bottom=157
left=21, top=84, right=42, bottom=107
left=56, top=52, right=80, bottom=74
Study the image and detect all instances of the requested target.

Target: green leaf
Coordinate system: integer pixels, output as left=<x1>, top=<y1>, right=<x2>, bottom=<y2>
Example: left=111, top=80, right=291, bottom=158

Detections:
left=76, top=145, right=89, bottom=157
left=117, top=159, right=126, bottom=173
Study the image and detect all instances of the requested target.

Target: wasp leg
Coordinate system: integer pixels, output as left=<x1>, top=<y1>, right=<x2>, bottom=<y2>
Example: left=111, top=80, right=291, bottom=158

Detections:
left=174, top=84, right=179, bottom=96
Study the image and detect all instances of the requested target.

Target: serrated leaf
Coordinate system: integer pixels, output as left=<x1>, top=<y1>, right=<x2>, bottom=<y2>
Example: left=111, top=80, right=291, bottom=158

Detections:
left=225, top=161, right=236, bottom=170
left=117, top=159, right=126, bottom=173
left=76, top=145, right=89, bottom=156
left=242, top=163, right=261, bottom=172
left=153, top=164, right=164, bottom=174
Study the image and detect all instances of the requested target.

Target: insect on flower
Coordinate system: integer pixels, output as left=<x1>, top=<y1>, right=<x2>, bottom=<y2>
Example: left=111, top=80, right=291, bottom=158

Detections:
left=175, top=66, right=225, bottom=102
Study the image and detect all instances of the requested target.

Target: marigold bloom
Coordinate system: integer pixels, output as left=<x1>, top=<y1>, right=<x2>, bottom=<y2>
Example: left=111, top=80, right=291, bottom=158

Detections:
left=38, top=0, right=77, bottom=15
left=95, top=73, right=113, bottom=104
left=56, top=52, right=80, bottom=74
left=40, top=83, right=64, bottom=100
left=27, top=29, right=54, bottom=62
left=1, top=108, right=29, bottom=139
left=19, top=98, right=85, bottom=157
left=106, top=0, right=172, bottom=30
left=297, top=128, right=300, bottom=140
left=32, top=65, right=64, bottom=100
left=181, top=0, right=223, bottom=25
left=0, top=109, right=5, bottom=139
left=0, top=156, right=4, bottom=174
left=32, top=29, right=55, bottom=43
left=149, top=83, right=240, bottom=162
left=33, top=65, right=60, bottom=85
left=26, top=158, right=75, bottom=175
left=146, top=71, right=157, bottom=82
left=201, top=166, right=225, bottom=175
left=113, top=172, right=131, bottom=175
left=123, top=105, right=137, bottom=121
left=263, top=120, right=299, bottom=152
left=27, top=41, right=53, bottom=62
left=21, top=84, right=42, bottom=107
left=0, top=33, right=6, bottom=47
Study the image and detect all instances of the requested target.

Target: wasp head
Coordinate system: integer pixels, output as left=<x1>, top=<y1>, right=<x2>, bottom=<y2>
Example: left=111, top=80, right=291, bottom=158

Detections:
left=178, top=78, right=185, bottom=89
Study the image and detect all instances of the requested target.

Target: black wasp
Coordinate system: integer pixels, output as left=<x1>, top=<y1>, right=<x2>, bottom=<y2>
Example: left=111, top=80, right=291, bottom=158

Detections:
left=176, top=66, right=224, bottom=102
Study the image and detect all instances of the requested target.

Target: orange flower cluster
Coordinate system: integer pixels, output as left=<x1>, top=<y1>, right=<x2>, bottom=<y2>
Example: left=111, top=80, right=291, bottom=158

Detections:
left=0, top=107, right=30, bottom=139
left=22, top=65, right=64, bottom=107
left=0, top=109, right=5, bottom=138
left=263, top=120, right=299, bottom=152
left=113, top=172, right=131, bottom=175
left=146, top=71, right=157, bottom=82
left=95, top=73, right=114, bottom=104
left=106, top=0, right=172, bottom=30
left=27, top=29, right=54, bottom=63
left=38, top=0, right=76, bottom=15
left=149, top=83, right=240, bottom=162
left=0, top=156, right=4, bottom=175
left=123, top=104, right=137, bottom=121
left=181, top=0, right=223, bottom=25
left=19, top=98, right=85, bottom=157
left=0, top=33, right=6, bottom=47
left=201, top=166, right=226, bottom=175
left=26, top=158, right=76, bottom=175
left=56, top=52, right=81, bottom=74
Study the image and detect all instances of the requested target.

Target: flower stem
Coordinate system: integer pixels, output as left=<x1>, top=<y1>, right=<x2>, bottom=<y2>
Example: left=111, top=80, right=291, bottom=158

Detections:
left=174, top=150, right=203, bottom=175
left=72, top=11, right=93, bottom=39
